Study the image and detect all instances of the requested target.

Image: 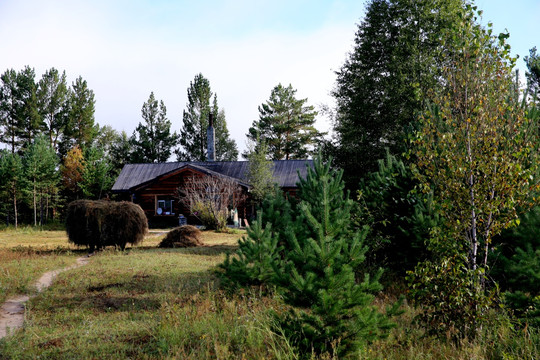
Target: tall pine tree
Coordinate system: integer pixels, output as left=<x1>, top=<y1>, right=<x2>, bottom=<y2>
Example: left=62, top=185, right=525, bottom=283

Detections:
left=0, top=150, right=25, bottom=228
left=212, top=96, right=238, bottom=161
left=16, top=66, right=41, bottom=149
left=0, top=69, right=21, bottom=153
left=61, top=76, right=96, bottom=155
left=0, top=66, right=41, bottom=153
left=246, top=83, right=321, bottom=160
left=130, top=92, right=177, bottom=163
left=37, top=68, right=69, bottom=154
left=177, top=73, right=238, bottom=161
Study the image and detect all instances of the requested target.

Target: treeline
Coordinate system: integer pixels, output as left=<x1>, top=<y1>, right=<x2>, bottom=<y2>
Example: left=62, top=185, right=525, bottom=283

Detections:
left=221, top=0, right=540, bottom=357
left=0, top=66, right=326, bottom=227
left=0, top=67, right=116, bottom=227
left=0, top=67, right=243, bottom=226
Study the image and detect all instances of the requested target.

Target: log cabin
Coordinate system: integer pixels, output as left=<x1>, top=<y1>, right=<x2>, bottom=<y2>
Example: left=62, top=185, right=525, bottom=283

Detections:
left=111, top=115, right=313, bottom=226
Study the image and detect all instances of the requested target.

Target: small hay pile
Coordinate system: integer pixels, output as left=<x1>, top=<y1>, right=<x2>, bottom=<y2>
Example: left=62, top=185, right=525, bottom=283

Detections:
left=159, top=225, right=203, bottom=248
left=66, top=200, right=148, bottom=251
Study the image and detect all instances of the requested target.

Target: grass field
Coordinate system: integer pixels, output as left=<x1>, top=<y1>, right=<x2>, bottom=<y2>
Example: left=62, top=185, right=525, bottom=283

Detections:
left=0, top=228, right=538, bottom=359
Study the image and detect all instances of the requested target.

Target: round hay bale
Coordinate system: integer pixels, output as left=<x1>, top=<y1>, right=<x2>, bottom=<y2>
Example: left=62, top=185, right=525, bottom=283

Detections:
left=66, top=200, right=148, bottom=251
left=159, top=225, right=203, bottom=248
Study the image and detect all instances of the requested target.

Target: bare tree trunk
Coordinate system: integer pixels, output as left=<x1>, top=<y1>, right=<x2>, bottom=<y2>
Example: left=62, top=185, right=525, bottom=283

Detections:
left=466, top=122, right=477, bottom=271
left=40, top=191, right=44, bottom=226
left=33, top=183, right=37, bottom=226
left=45, top=190, right=49, bottom=222
left=13, top=191, right=18, bottom=229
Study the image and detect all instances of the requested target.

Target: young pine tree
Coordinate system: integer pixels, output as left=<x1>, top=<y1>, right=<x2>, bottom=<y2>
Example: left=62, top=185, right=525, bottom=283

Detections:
left=220, top=156, right=398, bottom=357
left=274, top=157, right=398, bottom=357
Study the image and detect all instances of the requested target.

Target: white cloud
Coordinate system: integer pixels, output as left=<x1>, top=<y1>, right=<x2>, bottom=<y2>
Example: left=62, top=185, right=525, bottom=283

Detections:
left=0, top=0, right=359, bottom=156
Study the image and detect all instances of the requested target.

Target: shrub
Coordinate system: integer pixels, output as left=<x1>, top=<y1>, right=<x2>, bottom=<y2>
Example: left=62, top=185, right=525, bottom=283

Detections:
left=66, top=200, right=148, bottom=251
left=159, top=225, right=203, bottom=248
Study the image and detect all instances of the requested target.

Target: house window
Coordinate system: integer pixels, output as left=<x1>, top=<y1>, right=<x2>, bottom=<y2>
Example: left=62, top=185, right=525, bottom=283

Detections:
left=156, top=198, right=174, bottom=215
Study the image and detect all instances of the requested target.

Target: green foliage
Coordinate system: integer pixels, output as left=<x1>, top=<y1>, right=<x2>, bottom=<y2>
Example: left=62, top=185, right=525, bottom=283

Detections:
left=221, top=155, right=396, bottom=357
left=493, top=206, right=540, bottom=327
left=37, top=68, right=69, bottom=154
left=14, top=66, right=41, bottom=150
left=0, top=150, right=25, bottom=227
left=212, top=96, right=239, bottom=161
left=357, top=151, right=437, bottom=274
left=177, top=73, right=238, bottom=161
left=246, top=83, right=322, bottom=160
left=331, top=0, right=467, bottom=186
left=525, top=47, right=540, bottom=103
left=130, top=91, right=177, bottom=163
left=0, top=66, right=40, bottom=153
left=407, top=252, right=496, bottom=340
left=60, top=76, right=96, bottom=156
left=23, top=135, right=59, bottom=226
left=191, top=200, right=228, bottom=231
left=79, top=146, right=115, bottom=199
left=245, top=137, right=276, bottom=204
left=410, top=5, right=539, bottom=338
left=105, top=128, right=133, bottom=175
left=220, top=211, right=283, bottom=289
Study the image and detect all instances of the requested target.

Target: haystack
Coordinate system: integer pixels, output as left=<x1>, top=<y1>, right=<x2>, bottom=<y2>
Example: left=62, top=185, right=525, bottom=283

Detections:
left=66, top=200, right=148, bottom=251
left=159, top=225, right=203, bottom=248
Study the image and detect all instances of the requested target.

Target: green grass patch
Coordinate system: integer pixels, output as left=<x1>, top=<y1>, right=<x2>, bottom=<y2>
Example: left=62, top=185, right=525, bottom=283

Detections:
left=0, top=245, right=294, bottom=359
left=1, top=229, right=538, bottom=359
left=0, top=247, right=79, bottom=304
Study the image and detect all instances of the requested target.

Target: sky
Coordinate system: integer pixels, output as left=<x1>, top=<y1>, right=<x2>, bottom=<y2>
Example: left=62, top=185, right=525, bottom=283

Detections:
left=1, top=0, right=538, bottom=156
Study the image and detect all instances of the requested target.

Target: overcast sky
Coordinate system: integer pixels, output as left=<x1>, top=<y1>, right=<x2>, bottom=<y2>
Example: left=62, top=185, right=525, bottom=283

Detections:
left=1, top=0, right=538, bottom=156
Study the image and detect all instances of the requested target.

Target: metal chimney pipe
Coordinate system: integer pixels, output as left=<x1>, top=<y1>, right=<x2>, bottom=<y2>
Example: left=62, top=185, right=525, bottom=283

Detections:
left=206, top=113, right=216, bottom=162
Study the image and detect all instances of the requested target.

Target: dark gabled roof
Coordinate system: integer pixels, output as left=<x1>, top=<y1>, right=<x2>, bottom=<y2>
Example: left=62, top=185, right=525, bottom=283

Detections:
left=111, top=160, right=313, bottom=192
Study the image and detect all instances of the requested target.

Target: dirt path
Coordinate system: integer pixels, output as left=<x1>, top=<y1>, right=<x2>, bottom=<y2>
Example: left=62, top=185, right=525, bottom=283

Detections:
left=0, top=256, right=91, bottom=339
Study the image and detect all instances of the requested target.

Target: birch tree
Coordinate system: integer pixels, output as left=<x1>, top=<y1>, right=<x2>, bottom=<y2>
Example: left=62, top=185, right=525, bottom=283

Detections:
left=410, top=6, right=539, bottom=337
